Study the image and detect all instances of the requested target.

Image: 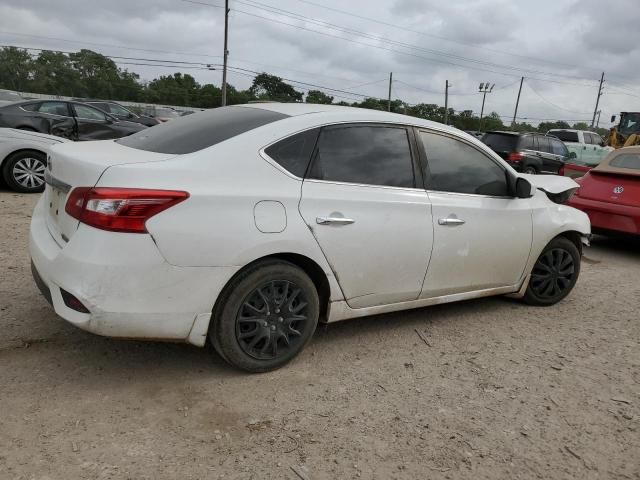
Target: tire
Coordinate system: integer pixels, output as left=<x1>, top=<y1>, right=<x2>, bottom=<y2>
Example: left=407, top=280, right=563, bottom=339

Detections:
left=2, top=150, right=47, bottom=193
left=522, top=165, right=538, bottom=175
left=210, top=260, right=319, bottom=372
left=522, top=237, right=580, bottom=306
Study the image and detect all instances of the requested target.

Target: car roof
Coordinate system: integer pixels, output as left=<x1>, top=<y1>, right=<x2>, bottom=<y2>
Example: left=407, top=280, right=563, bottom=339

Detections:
left=236, top=102, right=465, bottom=136
left=594, top=146, right=640, bottom=176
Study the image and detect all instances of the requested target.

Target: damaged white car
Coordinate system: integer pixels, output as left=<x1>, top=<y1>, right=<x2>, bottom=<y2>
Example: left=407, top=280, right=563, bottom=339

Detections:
left=29, top=104, right=590, bottom=372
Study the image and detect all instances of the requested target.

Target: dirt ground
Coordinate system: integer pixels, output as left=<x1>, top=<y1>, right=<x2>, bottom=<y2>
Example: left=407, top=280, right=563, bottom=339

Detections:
left=0, top=189, right=639, bottom=480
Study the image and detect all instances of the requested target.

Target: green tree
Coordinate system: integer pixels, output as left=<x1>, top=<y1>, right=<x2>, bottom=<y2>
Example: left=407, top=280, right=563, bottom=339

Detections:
left=537, top=120, right=570, bottom=133
left=306, top=90, right=334, bottom=104
left=572, top=122, right=590, bottom=130
left=145, top=73, right=200, bottom=106
left=482, top=111, right=504, bottom=131
left=0, top=47, right=33, bottom=92
left=31, top=51, right=82, bottom=97
left=69, top=49, right=143, bottom=100
left=249, top=73, right=302, bottom=102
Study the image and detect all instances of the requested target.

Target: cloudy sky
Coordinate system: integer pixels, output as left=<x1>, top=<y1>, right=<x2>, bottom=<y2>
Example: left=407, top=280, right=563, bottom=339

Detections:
left=1, top=0, right=639, bottom=126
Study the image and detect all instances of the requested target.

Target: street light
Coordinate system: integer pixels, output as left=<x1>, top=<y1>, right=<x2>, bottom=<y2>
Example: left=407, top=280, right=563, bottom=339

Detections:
left=478, top=82, right=495, bottom=131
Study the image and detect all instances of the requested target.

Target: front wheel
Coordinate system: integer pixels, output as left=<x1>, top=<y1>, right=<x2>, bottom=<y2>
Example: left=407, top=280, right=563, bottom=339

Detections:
left=522, top=237, right=580, bottom=306
left=210, top=260, right=319, bottom=372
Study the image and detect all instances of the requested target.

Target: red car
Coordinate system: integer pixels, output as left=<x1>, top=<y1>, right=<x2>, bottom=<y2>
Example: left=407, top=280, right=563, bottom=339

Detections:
left=568, top=147, right=640, bottom=235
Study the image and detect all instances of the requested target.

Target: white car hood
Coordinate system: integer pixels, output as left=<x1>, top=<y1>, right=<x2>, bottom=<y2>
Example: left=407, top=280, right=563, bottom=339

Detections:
left=520, top=174, right=579, bottom=194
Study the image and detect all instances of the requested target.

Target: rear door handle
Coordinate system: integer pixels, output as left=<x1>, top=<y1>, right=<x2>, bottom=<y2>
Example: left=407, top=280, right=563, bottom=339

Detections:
left=316, top=216, right=355, bottom=225
left=438, top=217, right=465, bottom=226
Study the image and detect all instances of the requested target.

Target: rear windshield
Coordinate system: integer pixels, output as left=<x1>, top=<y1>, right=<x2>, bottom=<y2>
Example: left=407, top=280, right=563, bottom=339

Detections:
left=117, top=106, right=289, bottom=154
left=610, top=153, right=640, bottom=170
left=549, top=130, right=579, bottom=142
left=481, top=133, right=518, bottom=153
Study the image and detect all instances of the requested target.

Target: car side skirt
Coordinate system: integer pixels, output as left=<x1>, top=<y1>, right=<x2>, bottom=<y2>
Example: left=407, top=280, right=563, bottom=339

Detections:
left=326, top=281, right=525, bottom=323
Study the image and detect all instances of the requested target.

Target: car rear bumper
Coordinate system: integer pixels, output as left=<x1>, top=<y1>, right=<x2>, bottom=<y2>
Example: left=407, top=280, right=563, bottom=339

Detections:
left=568, top=195, right=640, bottom=235
left=29, top=195, right=239, bottom=346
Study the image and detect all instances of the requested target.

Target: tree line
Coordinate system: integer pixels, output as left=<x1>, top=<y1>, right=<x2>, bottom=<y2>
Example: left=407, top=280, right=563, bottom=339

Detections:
left=0, top=46, right=607, bottom=135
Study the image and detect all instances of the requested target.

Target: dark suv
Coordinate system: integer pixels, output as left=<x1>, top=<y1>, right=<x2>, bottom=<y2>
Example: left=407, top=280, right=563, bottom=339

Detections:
left=482, top=131, right=571, bottom=174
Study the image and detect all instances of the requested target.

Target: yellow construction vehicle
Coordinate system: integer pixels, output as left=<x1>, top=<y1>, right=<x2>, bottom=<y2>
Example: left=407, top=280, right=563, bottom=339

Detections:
left=605, top=112, right=640, bottom=148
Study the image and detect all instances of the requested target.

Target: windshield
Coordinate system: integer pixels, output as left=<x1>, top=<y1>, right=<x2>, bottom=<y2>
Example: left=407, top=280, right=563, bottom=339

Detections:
left=619, top=113, right=640, bottom=136
left=155, top=108, right=180, bottom=118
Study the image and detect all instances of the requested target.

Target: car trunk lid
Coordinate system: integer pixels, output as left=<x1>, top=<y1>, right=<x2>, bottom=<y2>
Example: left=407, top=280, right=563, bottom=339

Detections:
left=44, top=140, right=176, bottom=245
left=578, top=170, right=640, bottom=207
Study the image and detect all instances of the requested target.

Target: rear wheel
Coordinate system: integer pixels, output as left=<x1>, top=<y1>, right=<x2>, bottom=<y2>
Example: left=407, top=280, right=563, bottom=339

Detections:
left=522, top=165, right=538, bottom=175
left=2, top=150, right=47, bottom=193
left=523, top=237, right=580, bottom=306
left=210, top=260, right=319, bottom=372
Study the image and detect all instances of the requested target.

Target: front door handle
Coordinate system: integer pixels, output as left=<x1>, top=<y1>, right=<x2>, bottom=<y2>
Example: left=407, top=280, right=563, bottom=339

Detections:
left=316, top=216, right=355, bottom=225
left=438, top=217, right=465, bottom=226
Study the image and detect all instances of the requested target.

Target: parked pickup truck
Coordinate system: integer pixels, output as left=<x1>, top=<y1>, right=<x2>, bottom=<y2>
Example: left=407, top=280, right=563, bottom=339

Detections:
left=547, top=129, right=612, bottom=166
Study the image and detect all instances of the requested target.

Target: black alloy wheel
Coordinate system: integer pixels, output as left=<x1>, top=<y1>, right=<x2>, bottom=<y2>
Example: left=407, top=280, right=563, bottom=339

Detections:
left=236, top=280, right=310, bottom=360
left=523, top=237, right=581, bottom=306
left=210, top=260, right=319, bottom=372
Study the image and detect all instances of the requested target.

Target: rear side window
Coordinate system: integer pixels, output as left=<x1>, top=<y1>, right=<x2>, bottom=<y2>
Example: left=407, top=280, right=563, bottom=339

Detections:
left=264, top=128, right=319, bottom=178
left=117, top=106, right=289, bottom=154
left=550, top=130, right=579, bottom=142
left=20, top=103, right=40, bottom=112
left=420, top=131, right=509, bottom=196
left=308, top=125, right=414, bottom=188
left=537, top=136, right=551, bottom=153
left=37, top=102, right=70, bottom=117
left=519, top=135, right=537, bottom=150
left=610, top=154, right=640, bottom=170
left=481, top=133, right=518, bottom=153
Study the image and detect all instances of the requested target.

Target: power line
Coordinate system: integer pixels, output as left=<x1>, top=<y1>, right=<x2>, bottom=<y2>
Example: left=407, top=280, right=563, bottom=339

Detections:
left=524, top=79, right=592, bottom=115
left=286, top=0, right=602, bottom=74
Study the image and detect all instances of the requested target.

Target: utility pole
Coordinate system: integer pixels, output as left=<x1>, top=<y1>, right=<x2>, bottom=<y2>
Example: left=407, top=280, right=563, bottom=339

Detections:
left=591, top=71, right=604, bottom=128
left=596, top=110, right=602, bottom=128
left=511, top=76, right=524, bottom=130
left=387, top=72, right=393, bottom=112
left=221, top=0, right=229, bottom=106
left=444, top=80, right=449, bottom=125
left=478, top=82, right=495, bottom=131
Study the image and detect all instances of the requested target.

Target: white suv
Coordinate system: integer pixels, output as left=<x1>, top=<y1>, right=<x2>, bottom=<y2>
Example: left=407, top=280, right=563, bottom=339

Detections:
left=30, top=104, right=590, bottom=372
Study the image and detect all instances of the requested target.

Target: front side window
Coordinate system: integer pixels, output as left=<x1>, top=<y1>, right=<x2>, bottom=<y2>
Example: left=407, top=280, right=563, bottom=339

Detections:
left=419, top=131, right=509, bottom=196
left=265, top=128, right=319, bottom=178
left=37, top=102, right=70, bottom=117
left=308, top=125, right=414, bottom=188
left=588, top=133, right=602, bottom=145
left=74, top=104, right=108, bottom=121
left=109, top=103, right=133, bottom=116
left=550, top=138, right=568, bottom=156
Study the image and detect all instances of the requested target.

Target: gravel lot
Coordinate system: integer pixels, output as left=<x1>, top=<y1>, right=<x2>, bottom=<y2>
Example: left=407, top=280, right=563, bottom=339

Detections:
left=1, top=189, right=639, bottom=480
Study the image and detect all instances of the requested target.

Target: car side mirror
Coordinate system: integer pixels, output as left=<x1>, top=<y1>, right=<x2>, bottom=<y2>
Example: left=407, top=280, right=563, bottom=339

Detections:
left=568, top=151, right=577, bottom=159
left=610, top=115, right=616, bottom=123
left=515, top=177, right=534, bottom=198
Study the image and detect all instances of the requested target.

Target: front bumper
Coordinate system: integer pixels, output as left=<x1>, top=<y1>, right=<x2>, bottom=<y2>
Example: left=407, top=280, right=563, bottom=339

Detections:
left=29, top=195, right=239, bottom=346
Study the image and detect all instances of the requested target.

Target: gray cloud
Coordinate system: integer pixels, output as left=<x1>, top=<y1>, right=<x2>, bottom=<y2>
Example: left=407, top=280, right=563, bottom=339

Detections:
left=0, top=0, right=638, bottom=125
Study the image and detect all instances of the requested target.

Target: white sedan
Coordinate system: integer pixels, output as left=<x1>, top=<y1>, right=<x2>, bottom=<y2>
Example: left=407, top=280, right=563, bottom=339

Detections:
left=0, top=128, right=67, bottom=192
left=29, top=104, right=590, bottom=372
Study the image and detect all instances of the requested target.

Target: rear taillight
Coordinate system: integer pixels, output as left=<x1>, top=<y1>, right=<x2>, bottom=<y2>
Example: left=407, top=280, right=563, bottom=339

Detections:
left=507, top=152, right=523, bottom=162
left=65, top=187, right=189, bottom=233
left=558, top=165, right=565, bottom=176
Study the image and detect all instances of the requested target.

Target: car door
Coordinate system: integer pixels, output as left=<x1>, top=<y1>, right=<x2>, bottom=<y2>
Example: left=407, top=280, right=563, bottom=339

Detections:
left=416, top=130, right=532, bottom=297
left=536, top=136, right=564, bottom=173
left=71, top=103, right=116, bottom=140
left=549, top=138, right=569, bottom=173
left=298, top=124, right=434, bottom=308
left=34, top=101, right=76, bottom=138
